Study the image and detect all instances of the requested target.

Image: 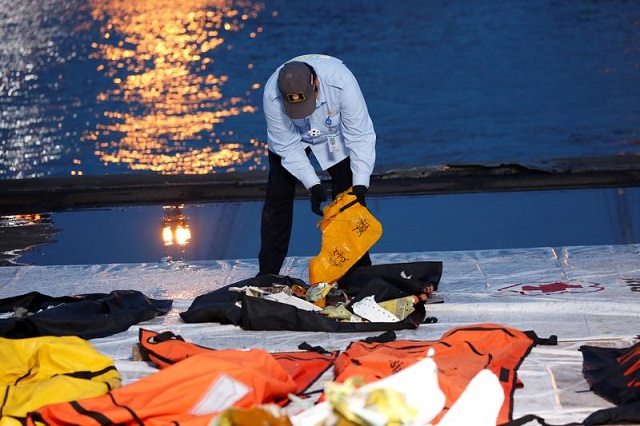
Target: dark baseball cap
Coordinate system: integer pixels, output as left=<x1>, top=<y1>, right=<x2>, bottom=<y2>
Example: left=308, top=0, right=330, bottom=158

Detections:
left=277, top=61, right=317, bottom=119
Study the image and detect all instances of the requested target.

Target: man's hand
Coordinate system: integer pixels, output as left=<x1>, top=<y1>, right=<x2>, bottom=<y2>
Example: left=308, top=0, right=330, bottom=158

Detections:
left=310, top=184, right=328, bottom=216
left=350, top=185, right=368, bottom=206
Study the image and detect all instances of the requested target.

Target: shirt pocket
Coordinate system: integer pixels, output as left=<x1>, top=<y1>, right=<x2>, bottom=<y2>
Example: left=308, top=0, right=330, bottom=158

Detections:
left=322, top=110, right=341, bottom=135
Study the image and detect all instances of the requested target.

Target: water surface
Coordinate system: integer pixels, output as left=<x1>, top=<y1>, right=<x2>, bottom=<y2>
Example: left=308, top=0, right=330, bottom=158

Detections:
left=1, top=0, right=638, bottom=179
left=12, top=187, right=640, bottom=266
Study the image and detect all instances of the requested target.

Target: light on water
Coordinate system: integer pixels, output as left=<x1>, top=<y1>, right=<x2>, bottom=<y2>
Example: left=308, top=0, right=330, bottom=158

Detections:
left=85, top=0, right=267, bottom=174
left=162, top=205, right=192, bottom=246
left=1, top=0, right=271, bottom=179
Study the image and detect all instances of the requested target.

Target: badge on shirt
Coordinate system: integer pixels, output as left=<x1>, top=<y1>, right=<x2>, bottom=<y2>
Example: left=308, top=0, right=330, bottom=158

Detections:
left=327, top=134, right=338, bottom=152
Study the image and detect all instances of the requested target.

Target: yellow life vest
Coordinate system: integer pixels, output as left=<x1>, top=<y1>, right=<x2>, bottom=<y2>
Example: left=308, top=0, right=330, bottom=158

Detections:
left=0, top=335, right=120, bottom=425
left=309, top=188, right=382, bottom=285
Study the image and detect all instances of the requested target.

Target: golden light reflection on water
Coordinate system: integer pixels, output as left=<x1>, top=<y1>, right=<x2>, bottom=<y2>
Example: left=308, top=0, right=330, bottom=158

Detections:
left=0, top=213, right=51, bottom=228
left=162, top=205, right=191, bottom=246
left=83, top=0, right=267, bottom=174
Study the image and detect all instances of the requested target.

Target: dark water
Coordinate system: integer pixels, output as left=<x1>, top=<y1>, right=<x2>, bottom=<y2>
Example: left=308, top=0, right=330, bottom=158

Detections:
left=1, top=0, right=639, bottom=179
left=12, top=187, right=640, bottom=266
left=1, top=1, right=639, bottom=266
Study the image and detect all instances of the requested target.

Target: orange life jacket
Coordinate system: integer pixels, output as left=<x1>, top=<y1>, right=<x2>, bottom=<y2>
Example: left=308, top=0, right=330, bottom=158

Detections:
left=27, top=348, right=296, bottom=426
left=333, top=323, right=541, bottom=425
left=138, top=328, right=337, bottom=398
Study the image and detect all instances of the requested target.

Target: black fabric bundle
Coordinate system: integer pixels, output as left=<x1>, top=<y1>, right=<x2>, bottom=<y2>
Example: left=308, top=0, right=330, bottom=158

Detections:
left=0, top=290, right=172, bottom=339
left=180, top=261, right=443, bottom=333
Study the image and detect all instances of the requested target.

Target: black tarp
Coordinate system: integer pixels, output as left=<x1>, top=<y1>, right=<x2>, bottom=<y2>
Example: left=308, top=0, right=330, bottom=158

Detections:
left=180, top=261, right=443, bottom=332
left=0, top=290, right=172, bottom=339
left=578, top=342, right=640, bottom=425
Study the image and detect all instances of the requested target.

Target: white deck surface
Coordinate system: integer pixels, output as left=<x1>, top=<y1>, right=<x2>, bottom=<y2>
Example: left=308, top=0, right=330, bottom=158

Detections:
left=1, top=244, right=639, bottom=424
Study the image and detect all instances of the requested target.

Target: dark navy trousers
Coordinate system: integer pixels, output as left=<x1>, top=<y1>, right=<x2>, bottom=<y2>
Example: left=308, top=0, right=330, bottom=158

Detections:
left=258, top=150, right=371, bottom=276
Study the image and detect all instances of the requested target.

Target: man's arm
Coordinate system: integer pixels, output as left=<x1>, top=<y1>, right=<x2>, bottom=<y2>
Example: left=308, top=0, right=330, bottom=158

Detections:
left=263, top=92, right=321, bottom=190
left=338, top=67, right=376, bottom=188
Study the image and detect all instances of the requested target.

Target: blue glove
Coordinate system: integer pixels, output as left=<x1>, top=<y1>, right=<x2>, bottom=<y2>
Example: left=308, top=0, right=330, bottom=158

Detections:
left=350, top=185, right=368, bottom=206
left=310, top=184, right=328, bottom=216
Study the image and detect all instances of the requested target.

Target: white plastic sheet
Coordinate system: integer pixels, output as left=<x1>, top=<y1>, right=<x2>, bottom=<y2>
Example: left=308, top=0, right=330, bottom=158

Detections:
left=1, top=244, right=639, bottom=424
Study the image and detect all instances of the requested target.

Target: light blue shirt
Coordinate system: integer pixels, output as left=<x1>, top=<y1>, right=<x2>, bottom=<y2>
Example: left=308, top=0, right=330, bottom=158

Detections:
left=263, top=54, right=376, bottom=190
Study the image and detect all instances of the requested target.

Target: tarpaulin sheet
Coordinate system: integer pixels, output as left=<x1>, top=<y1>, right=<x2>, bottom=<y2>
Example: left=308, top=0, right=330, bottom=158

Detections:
left=1, top=244, right=638, bottom=424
